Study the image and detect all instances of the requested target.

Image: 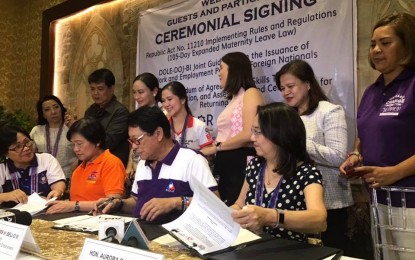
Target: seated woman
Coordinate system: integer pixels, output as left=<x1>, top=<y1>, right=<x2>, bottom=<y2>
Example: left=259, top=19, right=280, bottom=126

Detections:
left=231, top=102, right=327, bottom=243
left=0, top=125, right=66, bottom=206
left=161, top=81, right=213, bottom=150
left=46, top=118, right=126, bottom=213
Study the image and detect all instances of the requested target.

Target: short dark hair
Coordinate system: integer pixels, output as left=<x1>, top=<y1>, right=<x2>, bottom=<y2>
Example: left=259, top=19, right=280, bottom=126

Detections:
left=88, top=68, right=115, bottom=87
left=0, top=124, right=31, bottom=156
left=36, top=95, right=67, bottom=125
left=257, top=102, right=313, bottom=179
left=66, top=117, right=106, bottom=148
left=128, top=106, right=171, bottom=139
left=133, top=72, right=160, bottom=102
left=161, top=81, right=192, bottom=115
left=221, top=52, right=256, bottom=98
left=370, top=12, right=415, bottom=69
left=274, top=60, right=328, bottom=115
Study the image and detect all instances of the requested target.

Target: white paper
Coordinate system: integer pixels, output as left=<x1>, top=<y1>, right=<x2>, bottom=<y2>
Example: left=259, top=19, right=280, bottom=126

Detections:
left=162, top=178, right=260, bottom=255
left=53, top=214, right=135, bottom=233
left=13, top=193, right=57, bottom=215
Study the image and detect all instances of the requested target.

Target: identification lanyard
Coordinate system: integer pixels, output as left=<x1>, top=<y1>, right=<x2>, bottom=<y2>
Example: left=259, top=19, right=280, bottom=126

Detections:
left=255, top=162, right=283, bottom=208
left=171, top=114, right=189, bottom=147
left=11, top=166, right=38, bottom=194
left=46, top=123, right=64, bottom=157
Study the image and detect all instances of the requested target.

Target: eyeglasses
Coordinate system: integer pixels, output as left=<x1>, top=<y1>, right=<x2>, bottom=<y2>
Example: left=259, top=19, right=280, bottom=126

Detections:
left=70, top=142, right=85, bottom=150
left=8, top=139, right=34, bottom=153
left=250, top=127, right=262, bottom=136
left=128, top=133, right=147, bottom=146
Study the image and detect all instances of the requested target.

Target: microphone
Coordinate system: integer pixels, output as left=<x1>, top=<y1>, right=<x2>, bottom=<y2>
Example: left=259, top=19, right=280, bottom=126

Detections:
left=0, top=209, right=32, bottom=226
left=98, top=219, right=124, bottom=244
left=102, top=227, right=119, bottom=244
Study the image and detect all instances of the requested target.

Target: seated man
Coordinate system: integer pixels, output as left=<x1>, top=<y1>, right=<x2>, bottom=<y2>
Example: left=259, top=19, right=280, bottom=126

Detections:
left=98, top=106, right=218, bottom=224
left=97, top=106, right=218, bottom=223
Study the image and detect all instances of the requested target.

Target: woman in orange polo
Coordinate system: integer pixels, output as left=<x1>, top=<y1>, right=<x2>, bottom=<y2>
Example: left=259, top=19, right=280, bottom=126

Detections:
left=46, top=118, right=125, bottom=213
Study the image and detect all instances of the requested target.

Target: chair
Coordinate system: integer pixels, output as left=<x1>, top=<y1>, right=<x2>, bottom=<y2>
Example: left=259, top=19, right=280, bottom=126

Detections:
left=371, top=186, right=415, bottom=260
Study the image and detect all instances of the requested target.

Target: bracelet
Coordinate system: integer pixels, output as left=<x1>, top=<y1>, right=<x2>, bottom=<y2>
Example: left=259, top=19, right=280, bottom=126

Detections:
left=183, top=196, right=190, bottom=211
left=347, top=151, right=363, bottom=162
left=181, top=196, right=190, bottom=212
left=272, top=208, right=279, bottom=228
left=114, top=198, right=124, bottom=212
left=181, top=196, right=185, bottom=212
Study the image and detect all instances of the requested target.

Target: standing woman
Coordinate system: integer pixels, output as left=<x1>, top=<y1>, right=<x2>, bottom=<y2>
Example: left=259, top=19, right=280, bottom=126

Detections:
left=30, top=95, right=77, bottom=183
left=132, top=72, right=161, bottom=109
left=275, top=60, right=353, bottom=251
left=161, top=81, right=213, bottom=150
left=340, top=13, right=415, bottom=259
left=125, top=73, right=161, bottom=194
left=127, top=73, right=161, bottom=174
left=0, top=125, right=66, bottom=206
left=202, top=52, right=264, bottom=205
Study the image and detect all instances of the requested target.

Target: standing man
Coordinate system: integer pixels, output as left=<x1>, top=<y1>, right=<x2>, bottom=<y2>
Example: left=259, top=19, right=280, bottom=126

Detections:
left=84, top=68, right=129, bottom=166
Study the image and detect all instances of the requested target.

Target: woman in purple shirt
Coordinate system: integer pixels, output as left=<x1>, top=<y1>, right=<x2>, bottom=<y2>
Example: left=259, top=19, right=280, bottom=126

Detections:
left=340, top=13, right=415, bottom=259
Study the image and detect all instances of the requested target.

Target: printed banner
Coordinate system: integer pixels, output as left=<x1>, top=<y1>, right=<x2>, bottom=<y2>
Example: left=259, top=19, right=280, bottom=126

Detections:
left=138, top=0, right=356, bottom=144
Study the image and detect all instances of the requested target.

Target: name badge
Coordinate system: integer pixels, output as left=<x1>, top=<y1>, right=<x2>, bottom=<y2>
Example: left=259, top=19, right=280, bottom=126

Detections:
left=79, top=238, right=165, bottom=260
left=0, top=221, right=40, bottom=259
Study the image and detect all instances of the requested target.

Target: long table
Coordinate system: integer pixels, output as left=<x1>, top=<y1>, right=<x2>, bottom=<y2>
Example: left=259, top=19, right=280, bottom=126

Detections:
left=25, top=218, right=200, bottom=260
left=21, top=213, right=343, bottom=260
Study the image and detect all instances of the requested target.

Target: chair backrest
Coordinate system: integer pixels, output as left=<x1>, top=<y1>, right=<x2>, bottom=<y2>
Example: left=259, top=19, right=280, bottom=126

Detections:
left=371, top=186, right=415, bottom=260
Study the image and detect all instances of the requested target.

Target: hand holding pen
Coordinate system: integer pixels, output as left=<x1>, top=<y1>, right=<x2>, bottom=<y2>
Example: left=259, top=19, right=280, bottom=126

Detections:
left=89, top=197, right=114, bottom=216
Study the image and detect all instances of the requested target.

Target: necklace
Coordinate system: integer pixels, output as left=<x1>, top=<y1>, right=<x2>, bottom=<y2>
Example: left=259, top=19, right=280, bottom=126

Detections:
left=266, top=167, right=271, bottom=185
left=255, top=162, right=283, bottom=208
left=266, top=164, right=276, bottom=185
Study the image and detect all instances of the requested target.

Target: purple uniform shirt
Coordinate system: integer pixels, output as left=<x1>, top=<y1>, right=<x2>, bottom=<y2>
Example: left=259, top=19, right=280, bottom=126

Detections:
left=357, top=68, right=415, bottom=206
left=131, top=143, right=217, bottom=223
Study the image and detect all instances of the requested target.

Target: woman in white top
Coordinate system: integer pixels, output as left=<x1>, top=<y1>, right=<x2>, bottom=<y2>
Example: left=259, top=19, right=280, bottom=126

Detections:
left=125, top=73, right=161, bottom=195
left=30, top=95, right=77, bottom=182
left=275, top=59, right=353, bottom=252
left=161, top=81, right=213, bottom=150
left=202, top=52, right=264, bottom=206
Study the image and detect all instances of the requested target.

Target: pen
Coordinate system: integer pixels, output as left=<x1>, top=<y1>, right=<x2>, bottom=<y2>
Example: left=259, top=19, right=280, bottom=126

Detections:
left=88, top=197, right=114, bottom=215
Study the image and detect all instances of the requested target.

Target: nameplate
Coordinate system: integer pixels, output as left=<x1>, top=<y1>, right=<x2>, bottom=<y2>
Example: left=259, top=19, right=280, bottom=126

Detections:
left=0, top=221, right=40, bottom=260
left=79, top=238, right=165, bottom=260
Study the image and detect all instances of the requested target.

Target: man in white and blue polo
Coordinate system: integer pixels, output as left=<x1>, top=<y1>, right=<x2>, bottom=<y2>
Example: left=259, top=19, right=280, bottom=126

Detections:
left=99, top=106, right=218, bottom=224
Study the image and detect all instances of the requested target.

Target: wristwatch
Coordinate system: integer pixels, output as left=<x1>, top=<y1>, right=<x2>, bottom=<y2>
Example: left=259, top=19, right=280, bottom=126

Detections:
left=216, top=142, right=222, bottom=152
left=75, top=201, right=80, bottom=212
left=278, top=209, right=285, bottom=226
left=273, top=209, right=285, bottom=228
